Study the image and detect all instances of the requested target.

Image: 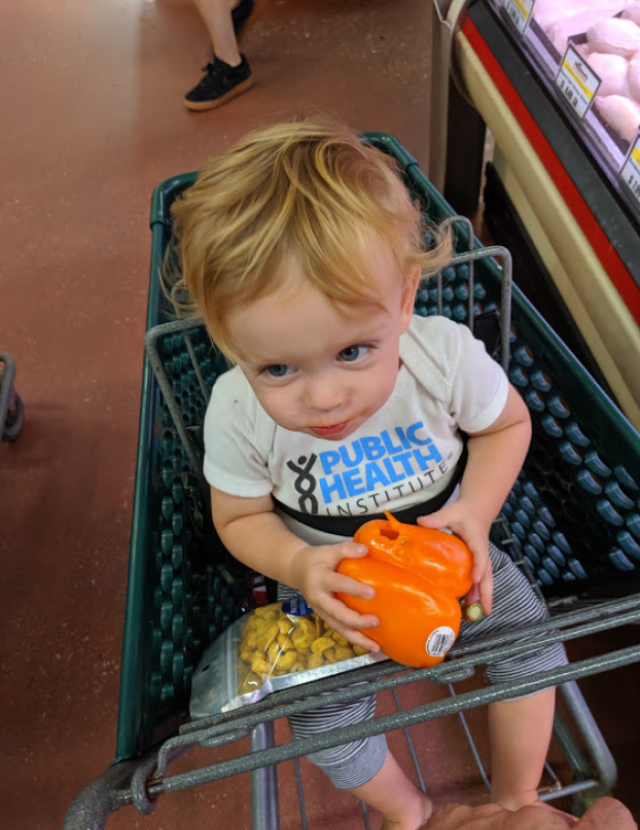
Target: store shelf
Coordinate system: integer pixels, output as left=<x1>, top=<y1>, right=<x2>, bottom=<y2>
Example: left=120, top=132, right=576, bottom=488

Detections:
left=483, top=0, right=640, bottom=214
left=452, top=0, right=640, bottom=429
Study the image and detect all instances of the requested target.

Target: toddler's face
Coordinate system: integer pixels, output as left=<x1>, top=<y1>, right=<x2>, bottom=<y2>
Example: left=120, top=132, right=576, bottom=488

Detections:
left=226, top=239, right=419, bottom=441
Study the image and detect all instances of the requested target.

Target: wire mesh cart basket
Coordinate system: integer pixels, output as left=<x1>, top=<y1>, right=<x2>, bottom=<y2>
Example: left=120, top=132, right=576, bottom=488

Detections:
left=63, top=134, right=640, bottom=830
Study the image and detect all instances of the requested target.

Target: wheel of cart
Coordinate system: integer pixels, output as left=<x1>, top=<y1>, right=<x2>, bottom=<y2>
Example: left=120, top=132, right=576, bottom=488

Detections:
left=0, top=351, right=24, bottom=443
left=63, top=135, right=640, bottom=830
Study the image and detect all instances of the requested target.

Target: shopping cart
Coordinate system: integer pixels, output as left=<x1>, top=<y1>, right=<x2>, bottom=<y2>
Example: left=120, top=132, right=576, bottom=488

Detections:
left=63, top=134, right=640, bottom=829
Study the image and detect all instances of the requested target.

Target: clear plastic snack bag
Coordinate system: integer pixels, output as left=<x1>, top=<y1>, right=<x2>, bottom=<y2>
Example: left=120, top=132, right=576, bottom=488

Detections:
left=190, top=595, right=386, bottom=718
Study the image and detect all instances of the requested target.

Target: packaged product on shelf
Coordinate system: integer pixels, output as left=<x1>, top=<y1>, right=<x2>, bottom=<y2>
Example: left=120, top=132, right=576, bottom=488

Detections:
left=549, top=10, right=630, bottom=55
left=595, top=94, right=640, bottom=141
left=586, top=17, right=640, bottom=57
left=532, top=1, right=630, bottom=42
left=623, top=2, right=640, bottom=25
left=588, top=53, right=631, bottom=98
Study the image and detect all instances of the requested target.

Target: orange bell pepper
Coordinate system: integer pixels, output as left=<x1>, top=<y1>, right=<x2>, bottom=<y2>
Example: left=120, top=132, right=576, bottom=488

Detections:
left=336, top=512, right=474, bottom=668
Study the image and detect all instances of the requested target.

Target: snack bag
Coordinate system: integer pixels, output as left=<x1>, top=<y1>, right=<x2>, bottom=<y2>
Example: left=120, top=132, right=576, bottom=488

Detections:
left=190, top=597, right=385, bottom=717
left=235, top=598, right=370, bottom=694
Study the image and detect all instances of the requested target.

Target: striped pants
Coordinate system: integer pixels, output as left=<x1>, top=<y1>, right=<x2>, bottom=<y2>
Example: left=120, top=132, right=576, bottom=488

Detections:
left=284, top=544, right=568, bottom=790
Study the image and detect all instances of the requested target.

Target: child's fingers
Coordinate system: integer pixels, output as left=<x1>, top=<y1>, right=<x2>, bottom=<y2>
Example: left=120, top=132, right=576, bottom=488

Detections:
left=464, top=583, right=480, bottom=606
left=459, top=527, right=488, bottom=576
left=416, top=509, right=449, bottom=529
left=321, top=615, right=380, bottom=653
left=328, top=572, right=375, bottom=600
left=326, top=541, right=369, bottom=564
left=337, top=628, right=380, bottom=654
left=478, top=571, right=494, bottom=615
left=465, top=575, right=492, bottom=615
left=458, top=528, right=490, bottom=584
left=321, top=595, right=379, bottom=632
left=447, top=526, right=492, bottom=613
left=465, top=537, right=492, bottom=614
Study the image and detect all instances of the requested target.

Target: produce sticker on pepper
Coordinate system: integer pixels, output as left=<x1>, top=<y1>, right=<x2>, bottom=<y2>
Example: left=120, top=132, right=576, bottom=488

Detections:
left=555, top=45, right=601, bottom=120
left=426, top=626, right=456, bottom=658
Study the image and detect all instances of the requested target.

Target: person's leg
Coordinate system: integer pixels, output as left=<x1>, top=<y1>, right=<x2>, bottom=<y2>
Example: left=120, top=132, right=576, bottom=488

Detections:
left=350, top=753, right=433, bottom=830
left=457, top=543, right=568, bottom=810
left=184, top=0, right=254, bottom=110
left=192, top=0, right=240, bottom=65
left=488, top=688, right=556, bottom=810
left=230, top=0, right=257, bottom=39
left=288, top=694, right=431, bottom=830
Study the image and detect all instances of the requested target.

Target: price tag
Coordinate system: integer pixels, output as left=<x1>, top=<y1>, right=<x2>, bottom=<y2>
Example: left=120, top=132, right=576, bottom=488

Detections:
left=555, top=45, right=601, bottom=119
left=502, top=0, right=535, bottom=36
left=620, top=134, right=640, bottom=205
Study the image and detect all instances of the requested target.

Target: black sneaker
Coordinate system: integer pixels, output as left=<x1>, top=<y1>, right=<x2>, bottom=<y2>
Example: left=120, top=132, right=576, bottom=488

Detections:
left=232, top=0, right=255, bottom=37
left=184, top=55, right=254, bottom=111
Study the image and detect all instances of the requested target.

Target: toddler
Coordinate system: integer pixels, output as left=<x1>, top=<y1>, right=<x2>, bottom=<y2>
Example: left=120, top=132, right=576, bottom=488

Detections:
left=170, top=118, right=568, bottom=829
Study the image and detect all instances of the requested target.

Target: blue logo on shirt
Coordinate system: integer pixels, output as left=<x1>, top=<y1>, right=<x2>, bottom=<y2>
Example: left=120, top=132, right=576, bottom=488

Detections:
left=285, top=421, right=448, bottom=516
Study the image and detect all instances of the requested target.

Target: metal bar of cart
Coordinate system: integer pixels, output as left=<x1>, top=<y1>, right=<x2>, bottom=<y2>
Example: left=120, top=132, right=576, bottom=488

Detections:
left=109, top=642, right=639, bottom=809
left=63, top=591, right=637, bottom=828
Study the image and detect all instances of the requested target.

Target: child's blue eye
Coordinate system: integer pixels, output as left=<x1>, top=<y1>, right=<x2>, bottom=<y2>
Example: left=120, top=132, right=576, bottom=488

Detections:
left=338, top=345, right=368, bottom=362
left=265, top=364, right=293, bottom=378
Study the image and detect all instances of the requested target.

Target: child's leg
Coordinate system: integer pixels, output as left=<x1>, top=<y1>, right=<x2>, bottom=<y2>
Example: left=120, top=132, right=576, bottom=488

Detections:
left=288, top=694, right=431, bottom=830
left=457, top=544, right=568, bottom=809
left=350, top=753, right=432, bottom=830
left=488, top=688, right=556, bottom=810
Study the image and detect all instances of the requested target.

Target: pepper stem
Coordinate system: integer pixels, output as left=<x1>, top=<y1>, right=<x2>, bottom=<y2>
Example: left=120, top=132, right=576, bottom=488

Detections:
left=383, top=510, right=402, bottom=529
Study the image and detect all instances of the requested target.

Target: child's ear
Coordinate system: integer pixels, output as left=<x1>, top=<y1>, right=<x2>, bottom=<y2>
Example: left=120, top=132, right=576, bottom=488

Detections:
left=399, top=266, right=421, bottom=331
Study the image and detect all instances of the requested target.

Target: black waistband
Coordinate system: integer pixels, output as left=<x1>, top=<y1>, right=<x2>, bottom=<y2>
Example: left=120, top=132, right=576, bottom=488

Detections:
left=274, top=443, right=468, bottom=537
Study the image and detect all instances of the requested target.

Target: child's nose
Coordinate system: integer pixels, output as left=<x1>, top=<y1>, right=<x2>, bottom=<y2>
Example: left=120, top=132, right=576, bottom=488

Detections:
left=304, top=375, right=343, bottom=413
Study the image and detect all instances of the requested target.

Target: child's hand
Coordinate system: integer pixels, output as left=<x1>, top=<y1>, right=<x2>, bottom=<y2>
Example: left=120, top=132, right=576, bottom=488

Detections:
left=288, top=541, right=381, bottom=652
left=417, top=499, right=494, bottom=614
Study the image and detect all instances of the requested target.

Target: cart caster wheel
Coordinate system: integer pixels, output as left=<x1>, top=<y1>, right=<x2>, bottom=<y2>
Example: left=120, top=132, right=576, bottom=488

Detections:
left=2, top=394, right=24, bottom=442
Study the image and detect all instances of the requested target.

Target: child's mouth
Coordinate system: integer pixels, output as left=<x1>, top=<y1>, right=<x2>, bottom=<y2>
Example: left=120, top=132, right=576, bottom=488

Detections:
left=309, top=421, right=352, bottom=438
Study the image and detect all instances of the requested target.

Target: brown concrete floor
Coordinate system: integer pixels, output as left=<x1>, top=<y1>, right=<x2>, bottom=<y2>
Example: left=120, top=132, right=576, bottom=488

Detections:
left=1, top=1, right=639, bottom=829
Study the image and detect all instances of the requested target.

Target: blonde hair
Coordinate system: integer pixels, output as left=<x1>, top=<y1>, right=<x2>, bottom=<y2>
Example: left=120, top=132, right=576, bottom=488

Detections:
left=168, top=117, right=451, bottom=360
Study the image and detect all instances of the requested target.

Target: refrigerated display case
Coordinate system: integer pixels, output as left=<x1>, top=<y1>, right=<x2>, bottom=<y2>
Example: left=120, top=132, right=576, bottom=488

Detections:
left=484, top=0, right=640, bottom=199
left=445, top=0, right=640, bottom=429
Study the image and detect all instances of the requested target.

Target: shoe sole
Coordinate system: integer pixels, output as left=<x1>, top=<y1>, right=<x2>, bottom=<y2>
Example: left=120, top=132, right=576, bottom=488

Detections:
left=183, top=76, right=255, bottom=111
